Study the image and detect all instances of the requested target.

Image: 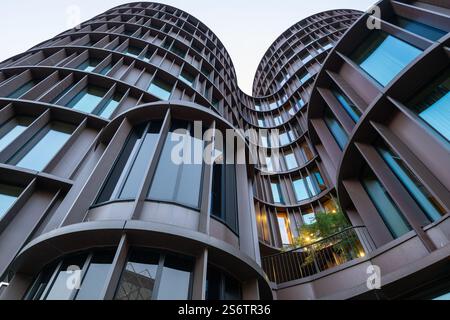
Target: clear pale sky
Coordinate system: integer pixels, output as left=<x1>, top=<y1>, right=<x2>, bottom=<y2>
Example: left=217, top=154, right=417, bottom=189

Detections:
left=0, top=0, right=375, bottom=94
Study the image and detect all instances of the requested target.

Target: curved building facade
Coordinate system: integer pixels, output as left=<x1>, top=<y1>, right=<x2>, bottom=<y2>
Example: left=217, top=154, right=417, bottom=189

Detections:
left=0, top=1, right=449, bottom=300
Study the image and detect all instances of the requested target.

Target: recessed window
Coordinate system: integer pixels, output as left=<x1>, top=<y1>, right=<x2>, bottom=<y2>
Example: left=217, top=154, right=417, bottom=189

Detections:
left=148, top=77, right=172, bottom=100
left=361, top=165, right=412, bottom=238
left=67, top=86, right=107, bottom=114
left=0, top=117, right=34, bottom=152
left=351, top=31, right=422, bottom=86
left=0, top=183, right=22, bottom=220
left=324, top=107, right=348, bottom=150
left=148, top=120, right=204, bottom=209
left=284, top=152, right=297, bottom=170
left=277, top=213, right=293, bottom=246
left=274, top=115, right=283, bottom=126
left=257, top=117, right=265, bottom=127
left=97, top=92, right=123, bottom=118
left=7, top=80, right=37, bottom=99
left=293, top=178, right=309, bottom=202
left=206, top=266, right=242, bottom=300
left=271, top=182, right=283, bottom=204
left=393, top=16, right=446, bottom=41
left=332, top=88, right=361, bottom=122
left=407, top=70, right=450, bottom=141
left=179, top=70, right=195, bottom=87
left=303, top=210, right=317, bottom=225
left=8, top=122, right=75, bottom=171
left=306, top=175, right=318, bottom=196
left=377, top=140, right=445, bottom=222
left=77, top=58, right=101, bottom=72
left=124, top=46, right=142, bottom=58
left=299, top=72, right=312, bottom=85
left=96, top=121, right=162, bottom=204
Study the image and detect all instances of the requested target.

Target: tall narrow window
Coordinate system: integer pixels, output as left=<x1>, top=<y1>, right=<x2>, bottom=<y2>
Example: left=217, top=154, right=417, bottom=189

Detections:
left=206, top=266, right=242, bottom=300
left=408, top=70, right=450, bottom=141
left=211, top=143, right=238, bottom=233
left=8, top=122, right=75, bottom=171
left=157, top=255, right=193, bottom=300
left=377, top=140, right=445, bottom=222
left=148, top=77, right=172, bottom=100
left=67, top=86, right=107, bottom=114
left=148, top=120, right=204, bottom=209
left=179, top=70, right=195, bottom=87
left=0, top=117, right=34, bottom=152
left=96, top=121, right=162, bottom=204
left=97, top=92, right=123, bottom=119
left=332, top=88, right=361, bottom=122
left=277, top=213, right=293, bottom=246
left=324, top=107, right=348, bottom=150
left=271, top=182, right=283, bottom=204
left=351, top=31, right=422, bottom=86
left=0, top=183, right=22, bottom=220
left=361, top=165, right=412, bottom=238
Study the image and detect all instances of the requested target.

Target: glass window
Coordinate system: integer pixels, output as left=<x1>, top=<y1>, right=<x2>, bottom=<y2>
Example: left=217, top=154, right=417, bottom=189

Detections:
left=45, top=254, right=87, bottom=300
left=148, top=77, right=172, bottom=100
left=306, top=175, right=318, bottom=196
left=277, top=213, right=292, bottom=245
left=361, top=166, right=412, bottom=238
left=257, top=117, right=265, bottom=127
left=124, top=46, right=142, bottom=58
left=300, top=142, right=314, bottom=163
left=303, top=211, right=317, bottom=225
left=8, top=122, right=75, bottom=171
left=293, top=178, right=309, bottom=202
left=393, top=17, right=446, bottom=41
left=313, top=169, right=326, bottom=191
left=75, top=251, right=115, bottom=300
left=299, top=72, right=312, bottom=85
left=179, top=70, right=195, bottom=87
left=7, top=80, right=37, bottom=99
left=284, top=152, right=297, bottom=170
left=97, top=92, right=123, bottom=118
left=351, top=31, right=422, bottom=86
left=279, top=132, right=291, bottom=146
left=324, top=107, right=348, bottom=150
left=67, top=86, right=107, bottom=114
left=206, top=266, right=241, bottom=300
left=96, top=121, right=162, bottom=204
left=0, top=117, right=33, bottom=152
left=332, top=88, right=361, bottom=122
left=148, top=120, right=204, bottom=209
left=274, top=115, right=283, bottom=126
left=271, top=182, right=283, bottom=204
left=407, top=70, right=450, bottom=141
left=170, top=44, right=187, bottom=58
left=77, top=58, right=101, bottom=72
left=211, top=144, right=238, bottom=233
left=115, top=249, right=193, bottom=300
left=99, top=64, right=113, bottom=75
left=115, top=249, right=159, bottom=300
left=0, top=183, right=22, bottom=220
left=157, top=255, right=193, bottom=300
left=377, top=140, right=445, bottom=222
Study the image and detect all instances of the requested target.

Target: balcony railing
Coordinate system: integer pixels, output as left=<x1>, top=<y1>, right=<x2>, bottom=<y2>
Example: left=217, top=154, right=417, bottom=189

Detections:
left=261, top=226, right=376, bottom=284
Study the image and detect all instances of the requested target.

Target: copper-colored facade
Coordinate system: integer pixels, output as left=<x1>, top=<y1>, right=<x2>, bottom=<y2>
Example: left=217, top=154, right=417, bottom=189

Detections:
left=0, top=1, right=449, bottom=300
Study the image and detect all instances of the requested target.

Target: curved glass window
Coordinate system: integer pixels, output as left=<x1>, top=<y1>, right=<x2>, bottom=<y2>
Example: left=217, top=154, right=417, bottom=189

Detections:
left=324, top=107, right=348, bottom=150
left=0, top=116, right=34, bottom=152
left=115, top=249, right=194, bottom=300
left=206, top=265, right=242, bottom=300
left=271, top=182, right=283, bottom=204
left=7, top=80, right=37, bottom=99
left=284, top=152, right=298, bottom=170
left=211, top=143, right=238, bottom=233
left=351, top=31, right=422, bottom=86
left=377, top=140, right=445, bottom=222
left=148, top=120, right=204, bottom=209
left=8, top=122, right=75, bottom=171
left=361, top=165, right=412, bottom=238
left=96, top=121, right=162, bottom=204
left=293, top=178, right=309, bottom=202
left=25, top=250, right=115, bottom=300
left=148, top=77, right=172, bottom=100
left=408, top=69, right=450, bottom=141
left=67, top=86, right=107, bottom=114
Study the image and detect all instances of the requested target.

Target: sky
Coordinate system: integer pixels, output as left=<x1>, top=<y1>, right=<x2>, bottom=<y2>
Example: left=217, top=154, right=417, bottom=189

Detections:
left=0, top=0, right=375, bottom=94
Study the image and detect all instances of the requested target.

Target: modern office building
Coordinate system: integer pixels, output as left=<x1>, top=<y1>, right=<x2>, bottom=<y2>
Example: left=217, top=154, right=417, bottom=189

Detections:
left=0, top=0, right=449, bottom=300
